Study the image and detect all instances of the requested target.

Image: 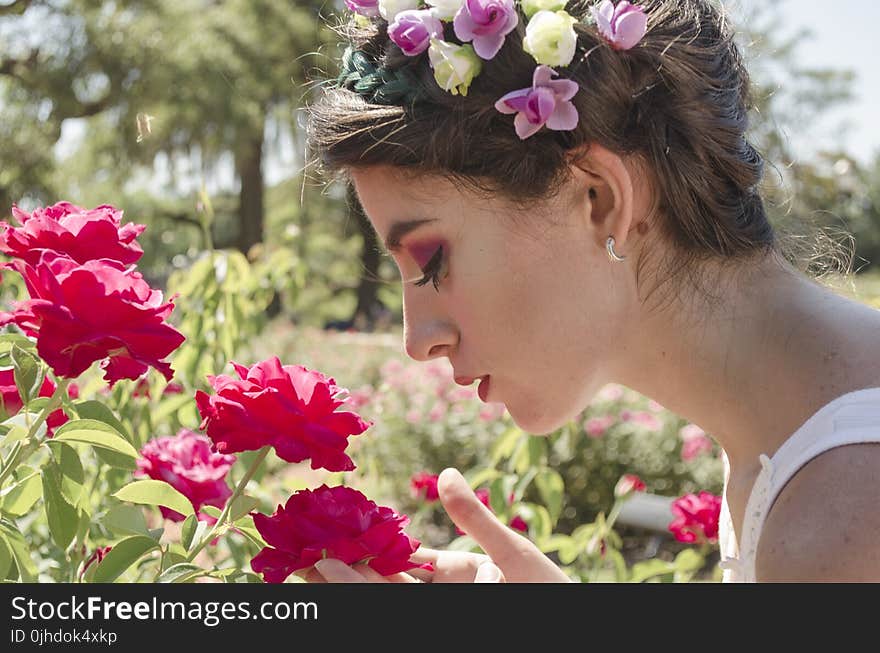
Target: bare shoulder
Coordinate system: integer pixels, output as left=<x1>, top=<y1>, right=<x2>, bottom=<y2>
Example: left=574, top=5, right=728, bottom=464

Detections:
left=755, top=442, right=880, bottom=582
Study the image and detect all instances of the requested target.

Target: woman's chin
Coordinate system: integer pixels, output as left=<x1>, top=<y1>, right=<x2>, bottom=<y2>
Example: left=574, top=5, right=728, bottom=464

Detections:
left=505, top=403, right=573, bottom=436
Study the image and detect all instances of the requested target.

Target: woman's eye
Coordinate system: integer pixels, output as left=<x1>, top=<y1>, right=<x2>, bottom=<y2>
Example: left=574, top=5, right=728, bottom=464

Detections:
left=413, top=246, right=445, bottom=292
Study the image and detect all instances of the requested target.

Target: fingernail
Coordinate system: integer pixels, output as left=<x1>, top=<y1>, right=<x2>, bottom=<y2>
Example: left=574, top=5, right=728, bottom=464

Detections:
left=314, top=559, right=337, bottom=576
left=474, top=562, right=502, bottom=583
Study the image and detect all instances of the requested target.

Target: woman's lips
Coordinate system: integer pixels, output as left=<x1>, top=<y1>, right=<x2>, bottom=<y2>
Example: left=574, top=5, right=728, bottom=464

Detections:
left=477, top=375, right=491, bottom=402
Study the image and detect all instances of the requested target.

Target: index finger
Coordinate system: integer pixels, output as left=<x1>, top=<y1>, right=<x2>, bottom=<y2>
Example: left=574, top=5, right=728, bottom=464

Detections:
left=437, top=468, right=570, bottom=582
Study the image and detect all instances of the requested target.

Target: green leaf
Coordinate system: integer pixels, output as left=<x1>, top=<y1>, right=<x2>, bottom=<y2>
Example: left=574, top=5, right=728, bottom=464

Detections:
left=94, top=446, right=138, bottom=471
left=102, top=504, right=150, bottom=536
left=1, top=473, right=42, bottom=516
left=91, top=535, right=160, bottom=583
left=0, top=536, right=12, bottom=579
left=490, top=426, right=524, bottom=466
left=181, top=516, right=208, bottom=552
left=180, top=514, right=198, bottom=550
left=630, top=559, right=675, bottom=583
left=0, top=424, right=28, bottom=445
left=53, top=419, right=139, bottom=459
left=673, top=548, right=705, bottom=574
left=0, top=333, right=36, bottom=354
left=489, top=476, right=511, bottom=516
left=228, top=494, right=259, bottom=522
left=157, top=562, right=209, bottom=583
left=516, top=503, right=552, bottom=542
left=113, top=480, right=194, bottom=517
left=231, top=516, right=266, bottom=549
left=0, top=519, right=37, bottom=582
left=72, top=400, right=134, bottom=445
left=41, top=460, right=79, bottom=549
left=223, top=571, right=264, bottom=583
left=152, top=391, right=195, bottom=426
left=47, top=442, right=85, bottom=506
left=606, top=548, right=629, bottom=583
left=534, top=469, right=565, bottom=524
left=11, top=344, right=41, bottom=405
left=465, top=467, right=502, bottom=489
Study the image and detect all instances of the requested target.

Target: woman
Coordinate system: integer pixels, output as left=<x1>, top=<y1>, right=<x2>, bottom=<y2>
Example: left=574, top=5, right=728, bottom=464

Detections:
left=302, top=0, right=880, bottom=582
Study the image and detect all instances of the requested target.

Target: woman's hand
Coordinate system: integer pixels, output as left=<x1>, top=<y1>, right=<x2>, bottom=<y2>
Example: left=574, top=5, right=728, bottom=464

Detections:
left=306, top=468, right=571, bottom=583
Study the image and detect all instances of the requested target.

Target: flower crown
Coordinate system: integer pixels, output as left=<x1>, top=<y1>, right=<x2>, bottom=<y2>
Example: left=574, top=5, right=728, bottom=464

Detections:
left=335, top=0, right=647, bottom=140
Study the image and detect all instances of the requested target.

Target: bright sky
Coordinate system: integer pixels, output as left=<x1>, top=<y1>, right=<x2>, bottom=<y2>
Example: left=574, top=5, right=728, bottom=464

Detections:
left=733, top=0, right=880, bottom=164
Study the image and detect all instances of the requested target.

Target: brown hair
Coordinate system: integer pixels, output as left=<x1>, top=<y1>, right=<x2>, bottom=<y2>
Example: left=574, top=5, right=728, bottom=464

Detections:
left=305, top=0, right=847, bottom=310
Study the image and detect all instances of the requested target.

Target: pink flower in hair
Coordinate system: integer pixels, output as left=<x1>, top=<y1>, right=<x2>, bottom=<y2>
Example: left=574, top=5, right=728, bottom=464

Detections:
left=592, top=1, right=647, bottom=51
left=389, top=9, right=445, bottom=56
left=494, top=64, right=579, bottom=140
left=453, top=0, right=519, bottom=60
left=345, top=0, right=381, bottom=17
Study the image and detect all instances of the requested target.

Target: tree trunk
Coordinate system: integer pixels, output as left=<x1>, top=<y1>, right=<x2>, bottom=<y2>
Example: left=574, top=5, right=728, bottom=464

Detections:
left=348, top=183, right=384, bottom=330
left=234, top=129, right=265, bottom=256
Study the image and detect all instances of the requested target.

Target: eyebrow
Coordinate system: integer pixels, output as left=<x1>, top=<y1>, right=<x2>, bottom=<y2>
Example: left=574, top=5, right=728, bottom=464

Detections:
left=382, top=218, right=438, bottom=252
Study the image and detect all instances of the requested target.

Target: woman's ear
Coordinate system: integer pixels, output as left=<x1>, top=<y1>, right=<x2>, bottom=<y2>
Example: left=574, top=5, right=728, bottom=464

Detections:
left=568, top=144, right=635, bottom=255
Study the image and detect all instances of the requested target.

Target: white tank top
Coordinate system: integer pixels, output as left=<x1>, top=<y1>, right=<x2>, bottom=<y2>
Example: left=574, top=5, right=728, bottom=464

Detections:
left=719, top=387, right=880, bottom=582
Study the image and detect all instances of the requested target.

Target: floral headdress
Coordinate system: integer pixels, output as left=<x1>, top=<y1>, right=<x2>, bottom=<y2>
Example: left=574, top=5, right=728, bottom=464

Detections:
left=334, top=0, right=648, bottom=140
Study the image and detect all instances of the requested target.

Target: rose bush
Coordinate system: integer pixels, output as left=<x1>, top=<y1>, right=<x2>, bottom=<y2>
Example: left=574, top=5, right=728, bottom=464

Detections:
left=0, top=198, right=729, bottom=584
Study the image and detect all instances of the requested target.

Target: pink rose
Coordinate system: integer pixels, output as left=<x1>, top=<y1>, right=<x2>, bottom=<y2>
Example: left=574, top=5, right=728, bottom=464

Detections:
left=0, top=369, right=77, bottom=436
left=1, top=202, right=145, bottom=266
left=592, top=0, right=648, bottom=51
left=195, top=357, right=371, bottom=472
left=250, top=485, right=432, bottom=582
left=453, top=0, right=519, bottom=60
left=388, top=9, right=444, bottom=56
left=136, top=429, right=235, bottom=522
left=411, top=471, right=440, bottom=502
left=668, top=491, right=721, bottom=544
left=0, top=251, right=185, bottom=385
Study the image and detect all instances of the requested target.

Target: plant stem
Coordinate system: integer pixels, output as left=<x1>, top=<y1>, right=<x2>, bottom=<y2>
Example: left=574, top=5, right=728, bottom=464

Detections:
left=186, top=446, right=270, bottom=562
left=0, top=377, right=71, bottom=489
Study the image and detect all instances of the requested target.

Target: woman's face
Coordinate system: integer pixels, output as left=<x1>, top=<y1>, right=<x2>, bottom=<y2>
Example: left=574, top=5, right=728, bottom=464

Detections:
left=351, top=165, right=633, bottom=434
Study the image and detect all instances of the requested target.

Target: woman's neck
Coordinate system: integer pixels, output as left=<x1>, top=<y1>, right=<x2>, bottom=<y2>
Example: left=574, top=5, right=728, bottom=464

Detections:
left=613, top=255, right=880, bottom=478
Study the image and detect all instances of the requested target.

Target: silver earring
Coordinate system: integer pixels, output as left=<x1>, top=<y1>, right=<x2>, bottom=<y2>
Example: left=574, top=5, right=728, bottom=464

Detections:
left=606, top=236, right=626, bottom=262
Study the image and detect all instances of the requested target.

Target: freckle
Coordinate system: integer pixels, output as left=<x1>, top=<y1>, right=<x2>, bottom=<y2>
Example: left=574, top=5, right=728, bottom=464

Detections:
left=843, top=534, right=851, bottom=544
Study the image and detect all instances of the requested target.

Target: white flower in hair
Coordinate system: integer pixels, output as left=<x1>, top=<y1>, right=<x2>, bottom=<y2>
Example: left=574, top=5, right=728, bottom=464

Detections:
left=425, top=0, right=465, bottom=21
left=378, top=0, right=421, bottom=21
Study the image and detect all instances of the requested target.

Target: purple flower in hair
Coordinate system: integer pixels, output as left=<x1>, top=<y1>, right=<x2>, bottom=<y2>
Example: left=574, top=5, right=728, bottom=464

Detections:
left=453, top=0, right=519, bottom=60
left=592, top=0, right=647, bottom=51
left=389, top=9, right=445, bottom=56
left=494, top=65, right=579, bottom=140
left=345, top=0, right=381, bottom=17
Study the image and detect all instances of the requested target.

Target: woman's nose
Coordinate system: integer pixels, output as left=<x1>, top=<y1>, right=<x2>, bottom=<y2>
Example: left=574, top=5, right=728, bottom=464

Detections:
left=402, top=295, right=457, bottom=362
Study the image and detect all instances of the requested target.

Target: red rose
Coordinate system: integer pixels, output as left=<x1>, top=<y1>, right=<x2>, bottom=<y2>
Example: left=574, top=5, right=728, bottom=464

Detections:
left=410, top=471, right=440, bottom=502
left=0, top=202, right=145, bottom=265
left=614, top=473, right=646, bottom=499
left=668, top=491, right=721, bottom=544
left=135, top=429, right=235, bottom=522
left=0, top=251, right=185, bottom=385
left=195, top=357, right=371, bottom=472
left=250, top=485, right=430, bottom=582
left=0, top=369, right=77, bottom=436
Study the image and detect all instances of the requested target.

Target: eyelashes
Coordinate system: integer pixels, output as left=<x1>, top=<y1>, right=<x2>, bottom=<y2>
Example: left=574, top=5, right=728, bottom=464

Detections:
left=413, top=245, right=445, bottom=292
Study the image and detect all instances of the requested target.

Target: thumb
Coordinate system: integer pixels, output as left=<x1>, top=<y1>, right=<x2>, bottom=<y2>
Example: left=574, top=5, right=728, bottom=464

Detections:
left=474, top=561, right=504, bottom=583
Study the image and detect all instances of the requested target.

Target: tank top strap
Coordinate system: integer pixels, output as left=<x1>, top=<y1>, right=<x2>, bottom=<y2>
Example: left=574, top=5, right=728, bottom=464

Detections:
left=737, top=387, right=880, bottom=576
